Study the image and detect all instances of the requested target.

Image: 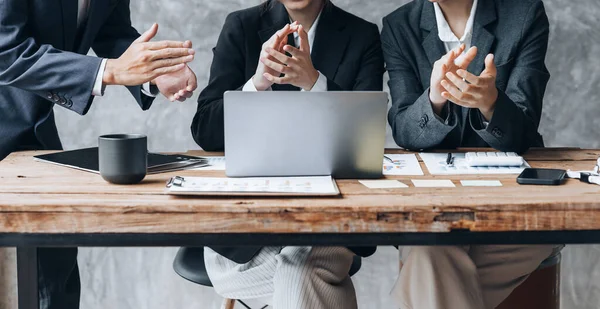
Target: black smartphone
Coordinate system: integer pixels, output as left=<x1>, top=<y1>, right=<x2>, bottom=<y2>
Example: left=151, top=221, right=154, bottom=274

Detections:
left=517, top=168, right=567, bottom=185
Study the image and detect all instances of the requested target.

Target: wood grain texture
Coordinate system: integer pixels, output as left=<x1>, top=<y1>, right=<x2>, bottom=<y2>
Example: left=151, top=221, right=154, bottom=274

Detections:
left=1, top=149, right=599, bottom=234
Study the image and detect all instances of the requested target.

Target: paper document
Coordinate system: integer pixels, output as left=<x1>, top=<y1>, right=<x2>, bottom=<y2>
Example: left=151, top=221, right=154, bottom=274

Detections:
left=193, top=156, right=226, bottom=171
left=412, top=179, right=456, bottom=188
left=359, top=180, right=408, bottom=189
left=460, top=180, right=503, bottom=187
left=383, top=154, right=424, bottom=176
left=419, top=153, right=529, bottom=175
left=166, top=175, right=338, bottom=195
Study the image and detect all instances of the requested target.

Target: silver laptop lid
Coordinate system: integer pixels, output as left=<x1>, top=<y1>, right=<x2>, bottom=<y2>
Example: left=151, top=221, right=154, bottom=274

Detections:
left=224, top=91, right=388, bottom=179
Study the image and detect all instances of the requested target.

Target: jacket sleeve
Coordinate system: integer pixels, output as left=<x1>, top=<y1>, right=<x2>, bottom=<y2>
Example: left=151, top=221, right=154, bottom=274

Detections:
left=0, top=0, right=102, bottom=115
left=92, top=0, right=154, bottom=111
left=382, top=17, right=460, bottom=151
left=191, top=13, right=247, bottom=151
left=328, top=23, right=385, bottom=92
left=469, top=1, right=550, bottom=153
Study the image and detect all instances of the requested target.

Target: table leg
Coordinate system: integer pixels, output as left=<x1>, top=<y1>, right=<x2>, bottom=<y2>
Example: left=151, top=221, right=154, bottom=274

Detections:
left=17, top=247, right=38, bottom=309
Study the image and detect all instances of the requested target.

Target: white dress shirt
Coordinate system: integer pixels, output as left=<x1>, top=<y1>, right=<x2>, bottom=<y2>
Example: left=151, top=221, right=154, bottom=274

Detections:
left=242, top=11, right=327, bottom=92
left=78, top=0, right=156, bottom=97
left=434, top=0, right=478, bottom=54
left=434, top=0, right=488, bottom=126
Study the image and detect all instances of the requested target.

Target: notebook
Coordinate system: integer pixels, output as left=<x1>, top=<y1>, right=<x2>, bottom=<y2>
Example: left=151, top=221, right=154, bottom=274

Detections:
left=34, top=148, right=208, bottom=174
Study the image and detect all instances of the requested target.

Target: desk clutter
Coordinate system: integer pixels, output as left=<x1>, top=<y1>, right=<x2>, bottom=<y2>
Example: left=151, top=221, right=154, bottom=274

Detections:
left=34, top=149, right=545, bottom=191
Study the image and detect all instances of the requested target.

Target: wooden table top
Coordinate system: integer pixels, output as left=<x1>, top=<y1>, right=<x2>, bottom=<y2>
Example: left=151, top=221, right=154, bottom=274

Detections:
left=1, top=148, right=600, bottom=235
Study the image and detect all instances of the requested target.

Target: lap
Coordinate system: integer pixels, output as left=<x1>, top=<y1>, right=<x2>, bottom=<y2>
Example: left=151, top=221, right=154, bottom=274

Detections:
left=204, top=246, right=354, bottom=299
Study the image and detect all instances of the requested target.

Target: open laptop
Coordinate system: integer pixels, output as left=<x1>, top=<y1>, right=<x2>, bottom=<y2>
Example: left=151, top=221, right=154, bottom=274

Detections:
left=224, top=91, right=388, bottom=179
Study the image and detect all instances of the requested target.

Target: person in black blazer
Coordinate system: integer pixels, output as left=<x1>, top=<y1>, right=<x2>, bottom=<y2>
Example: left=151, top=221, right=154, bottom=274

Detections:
left=382, top=0, right=558, bottom=308
left=190, top=0, right=384, bottom=308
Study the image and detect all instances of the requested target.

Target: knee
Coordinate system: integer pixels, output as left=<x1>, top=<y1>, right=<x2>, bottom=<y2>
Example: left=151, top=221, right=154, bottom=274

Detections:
left=278, top=247, right=354, bottom=285
left=403, top=246, right=476, bottom=276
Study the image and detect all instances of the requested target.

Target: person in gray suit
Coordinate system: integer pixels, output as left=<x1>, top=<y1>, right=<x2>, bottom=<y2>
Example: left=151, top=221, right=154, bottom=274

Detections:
left=382, top=0, right=558, bottom=308
left=0, top=0, right=197, bottom=308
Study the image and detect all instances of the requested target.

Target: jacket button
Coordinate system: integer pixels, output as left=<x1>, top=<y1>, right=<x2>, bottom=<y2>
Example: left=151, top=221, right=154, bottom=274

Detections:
left=46, top=92, right=53, bottom=99
left=52, top=94, right=60, bottom=103
left=66, top=100, right=73, bottom=108
left=59, top=98, right=67, bottom=105
left=492, top=128, right=504, bottom=138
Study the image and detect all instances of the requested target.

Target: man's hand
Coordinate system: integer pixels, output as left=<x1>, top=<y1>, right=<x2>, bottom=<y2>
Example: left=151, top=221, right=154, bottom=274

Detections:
left=153, top=65, right=197, bottom=102
left=103, top=23, right=195, bottom=86
left=430, top=44, right=477, bottom=116
left=441, top=54, right=499, bottom=121
left=252, top=23, right=299, bottom=91
left=262, top=25, right=320, bottom=91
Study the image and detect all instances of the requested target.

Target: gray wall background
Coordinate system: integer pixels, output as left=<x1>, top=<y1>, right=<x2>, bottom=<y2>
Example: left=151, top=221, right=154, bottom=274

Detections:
left=2, top=0, right=600, bottom=308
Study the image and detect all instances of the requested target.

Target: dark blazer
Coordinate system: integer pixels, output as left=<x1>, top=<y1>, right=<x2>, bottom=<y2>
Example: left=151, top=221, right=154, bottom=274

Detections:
left=192, top=0, right=385, bottom=263
left=191, top=0, right=385, bottom=151
left=0, top=0, right=154, bottom=160
left=382, top=0, right=550, bottom=153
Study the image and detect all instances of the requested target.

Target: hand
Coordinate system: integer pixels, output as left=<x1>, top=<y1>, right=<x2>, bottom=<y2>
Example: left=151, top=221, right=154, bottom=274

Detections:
left=153, top=64, right=197, bottom=102
left=441, top=54, right=498, bottom=121
left=252, top=23, right=299, bottom=91
left=430, top=44, right=477, bottom=115
left=262, top=25, right=320, bottom=91
left=103, top=23, right=195, bottom=86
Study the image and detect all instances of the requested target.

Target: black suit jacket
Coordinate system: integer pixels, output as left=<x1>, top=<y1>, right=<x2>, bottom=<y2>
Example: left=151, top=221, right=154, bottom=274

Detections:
left=0, top=0, right=154, bottom=160
left=192, top=0, right=385, bottom=151
left=382, top=0, right=550, bottom=153
left=191, top=0, right=385, bottom=263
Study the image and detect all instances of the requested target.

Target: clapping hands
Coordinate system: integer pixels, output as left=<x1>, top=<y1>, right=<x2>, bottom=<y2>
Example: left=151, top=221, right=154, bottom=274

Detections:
left=430, top=43, right=499, bottom=120
left=253, top=22, right=320, bottom=91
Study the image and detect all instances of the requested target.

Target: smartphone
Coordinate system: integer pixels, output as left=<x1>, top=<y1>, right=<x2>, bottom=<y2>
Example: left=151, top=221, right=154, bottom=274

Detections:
left=517, top=168, right=567, bottom=185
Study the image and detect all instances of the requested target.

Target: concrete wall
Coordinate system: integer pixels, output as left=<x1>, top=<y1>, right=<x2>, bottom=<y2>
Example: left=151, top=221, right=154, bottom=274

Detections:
left=2, top=0, right=600, bottom=308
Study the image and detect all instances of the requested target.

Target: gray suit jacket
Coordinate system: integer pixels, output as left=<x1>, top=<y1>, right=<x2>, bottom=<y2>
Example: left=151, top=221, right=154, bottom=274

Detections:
left=0, top=0, right=154, bottom=160
left=382, top=0, right=550, bottom=153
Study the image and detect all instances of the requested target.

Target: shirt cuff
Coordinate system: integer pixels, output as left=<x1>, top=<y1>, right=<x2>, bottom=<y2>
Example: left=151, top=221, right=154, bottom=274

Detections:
left=141, top=82, right=159, bottom=97
left=92, top=59, right=108, bottom=96
left=432, top=101, right=452, bottom=125
left=242, top=78, right=272, bottom=92
left=304, top=71, right=328, bottom=92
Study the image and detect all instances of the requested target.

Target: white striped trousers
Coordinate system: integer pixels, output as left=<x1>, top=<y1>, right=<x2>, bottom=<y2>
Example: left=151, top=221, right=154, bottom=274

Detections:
left=204, top=246, right=357, bottom=309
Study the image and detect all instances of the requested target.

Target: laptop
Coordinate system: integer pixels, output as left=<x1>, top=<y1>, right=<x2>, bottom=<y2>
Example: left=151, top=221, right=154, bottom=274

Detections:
left=224, top=91, right=388, bottom=179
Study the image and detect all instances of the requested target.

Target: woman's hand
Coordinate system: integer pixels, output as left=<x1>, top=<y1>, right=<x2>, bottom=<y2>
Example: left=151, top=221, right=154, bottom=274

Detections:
left=261, top=25, right=320, bottom=91
left=429, top=44, right=477, bottom=116
left=441, top=54, right=499, bottom=121
left=252, top=23, right=298, bottom=91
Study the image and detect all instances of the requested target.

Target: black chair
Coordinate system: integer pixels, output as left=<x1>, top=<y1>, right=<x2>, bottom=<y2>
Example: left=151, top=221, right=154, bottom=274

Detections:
left=173, top=247, right=363, bottom=309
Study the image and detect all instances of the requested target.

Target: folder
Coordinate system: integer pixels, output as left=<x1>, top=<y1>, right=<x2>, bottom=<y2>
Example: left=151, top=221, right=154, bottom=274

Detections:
left=34, top=147, right=208, bottom=174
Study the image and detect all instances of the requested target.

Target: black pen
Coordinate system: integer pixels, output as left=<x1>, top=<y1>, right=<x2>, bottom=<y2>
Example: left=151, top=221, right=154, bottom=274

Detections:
left=446, top=153, right=454, bottom=166
left=384, top=155, right=393, bottom=163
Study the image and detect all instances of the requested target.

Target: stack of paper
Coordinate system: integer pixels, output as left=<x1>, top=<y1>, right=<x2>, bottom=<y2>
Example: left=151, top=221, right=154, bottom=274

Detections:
left=383, top=154, right=424, bottom=176
left=166, top=175, right=339, bottom=196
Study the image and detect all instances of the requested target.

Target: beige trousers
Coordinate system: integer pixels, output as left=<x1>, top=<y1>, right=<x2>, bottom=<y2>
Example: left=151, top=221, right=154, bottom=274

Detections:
left=392, top=245, right=557, bottom=309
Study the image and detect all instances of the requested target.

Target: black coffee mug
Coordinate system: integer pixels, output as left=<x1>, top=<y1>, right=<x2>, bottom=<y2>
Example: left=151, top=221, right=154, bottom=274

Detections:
left=98, top=134, right=147, bottom=185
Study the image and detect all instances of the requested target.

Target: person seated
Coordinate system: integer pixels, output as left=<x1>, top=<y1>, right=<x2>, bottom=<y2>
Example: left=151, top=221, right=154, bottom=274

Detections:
left=190, top=0, right=384, bottom=308
left=381, top=0, right=559, bottom=308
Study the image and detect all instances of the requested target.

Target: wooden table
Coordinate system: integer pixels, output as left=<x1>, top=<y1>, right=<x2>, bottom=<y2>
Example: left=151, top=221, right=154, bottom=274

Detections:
left=2, top=148, right=600, bottom=309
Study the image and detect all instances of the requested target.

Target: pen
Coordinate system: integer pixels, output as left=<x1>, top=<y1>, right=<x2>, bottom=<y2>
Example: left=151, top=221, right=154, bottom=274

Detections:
left=446, top=153, right=454, bottom=166
left=384, top=155, right=393, bottom=163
